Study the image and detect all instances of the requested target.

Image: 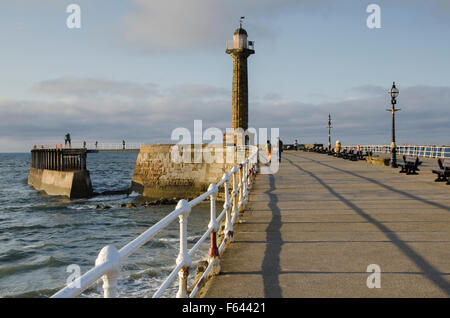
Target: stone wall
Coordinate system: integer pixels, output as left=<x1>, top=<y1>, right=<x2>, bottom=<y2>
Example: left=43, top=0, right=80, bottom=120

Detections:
left=131, top=144, right=249, bottom=199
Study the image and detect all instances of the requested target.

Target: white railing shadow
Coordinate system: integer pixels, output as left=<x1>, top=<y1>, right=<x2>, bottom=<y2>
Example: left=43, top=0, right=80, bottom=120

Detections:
left=51, top=149, right=259, bottom=298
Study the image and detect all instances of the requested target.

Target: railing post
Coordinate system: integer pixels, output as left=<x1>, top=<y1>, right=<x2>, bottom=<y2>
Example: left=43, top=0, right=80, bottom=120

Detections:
left=244, top=161, right=249, bottom=205
left=207, top=184, right=220, bottom=276
left=223, top=173, right=234, bottom=242
left=95, top=245, right=121, bottom=298
left=241, top=162, right=247, bottom=209
left=247, top=161, right=251, bottom=188
left=232, top=167, right=239, bottom=223
left=238, top=163, right=244, bottom=213
left=175, top=199, right=192, bottom=298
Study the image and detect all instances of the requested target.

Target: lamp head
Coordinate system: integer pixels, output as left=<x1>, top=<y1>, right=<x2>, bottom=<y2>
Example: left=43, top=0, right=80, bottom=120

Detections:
left=389, top=82, right=399, bottom=99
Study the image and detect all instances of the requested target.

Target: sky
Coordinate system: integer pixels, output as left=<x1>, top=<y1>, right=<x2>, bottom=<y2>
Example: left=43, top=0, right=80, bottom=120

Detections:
left=0, top=0, right=449, bottom=152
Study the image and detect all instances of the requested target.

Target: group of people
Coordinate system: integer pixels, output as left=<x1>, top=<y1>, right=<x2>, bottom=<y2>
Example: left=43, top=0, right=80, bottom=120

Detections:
left=63, top=133, right=123, bottom=150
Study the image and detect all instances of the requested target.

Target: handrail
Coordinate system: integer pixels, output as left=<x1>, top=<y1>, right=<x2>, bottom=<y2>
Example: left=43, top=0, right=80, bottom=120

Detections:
left=51, top=148, right=259, bottom=298
left=341, top=145, right=450, bottom=159
left=33, top=142, right=145, bottom=151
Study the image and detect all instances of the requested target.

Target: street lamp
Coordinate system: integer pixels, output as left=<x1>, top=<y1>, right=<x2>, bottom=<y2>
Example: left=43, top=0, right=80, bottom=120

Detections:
left=386, top=82, right=401, bottom=168
left=327, top=114, right=332, bottom=152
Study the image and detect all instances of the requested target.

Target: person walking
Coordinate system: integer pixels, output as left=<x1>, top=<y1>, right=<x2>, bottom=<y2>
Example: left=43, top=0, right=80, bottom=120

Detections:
left=277, top=137, right=283, bottom=163
left=64, top=133, right=71, bottom=148
left=294, top=139, right=298, bottom=151
left=266, top=140, right=272, bottom=164
left=95, top=141, right=98, bottom=150
left=122, top=140, right=126, bottom=150
left=83, top=140, right=86, bottom=149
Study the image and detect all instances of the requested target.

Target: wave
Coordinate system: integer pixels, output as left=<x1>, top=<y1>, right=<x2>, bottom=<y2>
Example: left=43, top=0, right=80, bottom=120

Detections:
left=0, top=249, right=33, bottom=262
left=129, top=191, right=140, bottom=198
left=67, top=204, right=99, bottom=210
left=0, top=256, right=67, bottom=278
left=4, top=287, right=62, bottom=298
left=22, top=242, right=56, bottom=250
left=127, top=268, right=159, bottom=280
left=3, top=223, right=72, bottom=232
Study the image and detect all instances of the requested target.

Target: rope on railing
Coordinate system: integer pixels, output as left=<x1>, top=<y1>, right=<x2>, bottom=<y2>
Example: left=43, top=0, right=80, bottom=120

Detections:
left=51, top=148, right=259, bottom=298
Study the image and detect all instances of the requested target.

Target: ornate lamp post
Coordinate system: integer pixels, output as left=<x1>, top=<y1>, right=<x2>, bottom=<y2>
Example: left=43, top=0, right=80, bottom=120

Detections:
left=387, top=82, right=400, bottom=167
left=327, top=114, right=332, bottom=152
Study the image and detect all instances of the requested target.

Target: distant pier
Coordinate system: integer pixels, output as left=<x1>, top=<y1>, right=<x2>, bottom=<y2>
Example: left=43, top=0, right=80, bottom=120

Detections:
left=75, top=142, right=143, bottom=153
left=88, top=149, right=140, bottom=153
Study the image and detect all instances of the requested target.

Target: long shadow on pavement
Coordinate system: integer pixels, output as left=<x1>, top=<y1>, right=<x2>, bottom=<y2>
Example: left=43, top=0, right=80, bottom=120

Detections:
left=285, top=155, right=450, bottom=295
left=261, top=173, right=283, bottom=297
left=303, top=155, right=450, bottom=212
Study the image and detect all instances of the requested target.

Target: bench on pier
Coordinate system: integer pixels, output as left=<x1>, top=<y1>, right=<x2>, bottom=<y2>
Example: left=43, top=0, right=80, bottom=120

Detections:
left=398, top=155, right=422, bottom=175
left=341, top=149, right=355, bottom=160
left=356, top=151, right=372, bottom=160
left=335, top=149, right=345, bottom=158
left=432, top=159, right=450, bottom=184
left=346, top=150, right=358, bottom=161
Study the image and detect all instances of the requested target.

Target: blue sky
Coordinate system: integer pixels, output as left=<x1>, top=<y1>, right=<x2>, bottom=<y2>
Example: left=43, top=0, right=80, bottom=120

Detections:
left=1, top=0, right=449, bottom=151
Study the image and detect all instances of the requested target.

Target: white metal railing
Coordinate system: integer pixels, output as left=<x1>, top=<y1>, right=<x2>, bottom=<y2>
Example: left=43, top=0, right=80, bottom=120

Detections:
left=226, top=39, right=255, bottom=50
left=341, top=145, right=450, bottom=159
left=34, top=142, right=145, bottom=151
left=51, top=149, right=259, bottom=298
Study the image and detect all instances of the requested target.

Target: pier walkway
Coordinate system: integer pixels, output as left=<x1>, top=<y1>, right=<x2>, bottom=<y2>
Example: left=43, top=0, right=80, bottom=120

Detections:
left=202, top=151, right=450, bottom=297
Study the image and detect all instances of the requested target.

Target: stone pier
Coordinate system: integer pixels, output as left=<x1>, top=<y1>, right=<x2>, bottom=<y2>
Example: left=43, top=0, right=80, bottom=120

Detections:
left=130, top=144, right=252, bottom=199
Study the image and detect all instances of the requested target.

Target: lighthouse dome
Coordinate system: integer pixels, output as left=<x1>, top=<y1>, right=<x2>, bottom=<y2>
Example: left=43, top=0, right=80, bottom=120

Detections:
left=233, top=27, right=248, bottom=36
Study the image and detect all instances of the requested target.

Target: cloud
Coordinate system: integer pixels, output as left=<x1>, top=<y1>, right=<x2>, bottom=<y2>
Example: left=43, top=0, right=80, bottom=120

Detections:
left=170, top=84, right=229, bottom=99
left=120, top=0, right=302, bottom=53
left=33, top=77, right=160, bottom=99
left=0, top=78, right=232, bottom=151
left=1, top=77, right=449, bottom=152
left=252, top=85, right=450, bottom=145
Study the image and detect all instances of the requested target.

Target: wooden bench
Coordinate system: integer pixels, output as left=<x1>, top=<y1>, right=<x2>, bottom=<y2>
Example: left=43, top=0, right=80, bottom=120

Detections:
left=398, top=155, right=421, bottom=175
left=432, top=158, right=450, bottom=184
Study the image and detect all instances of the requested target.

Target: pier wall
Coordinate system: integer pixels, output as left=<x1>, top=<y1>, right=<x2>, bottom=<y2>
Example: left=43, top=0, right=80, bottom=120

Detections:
left=28, top=168, right=93, bottom=198
left=131, top=144, right=244, bottom=199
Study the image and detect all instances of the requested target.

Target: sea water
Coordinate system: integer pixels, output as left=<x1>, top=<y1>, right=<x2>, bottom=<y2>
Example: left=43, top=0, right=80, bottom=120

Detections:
left=0, top=152, right=211, bottom=298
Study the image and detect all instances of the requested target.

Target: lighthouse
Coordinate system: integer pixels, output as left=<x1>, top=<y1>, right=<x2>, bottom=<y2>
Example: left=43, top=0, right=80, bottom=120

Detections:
left=226, top=19, right=255, bottom=133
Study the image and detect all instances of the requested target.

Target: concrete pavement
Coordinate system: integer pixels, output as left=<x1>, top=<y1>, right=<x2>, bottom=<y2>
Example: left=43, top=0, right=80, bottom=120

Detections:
left=201, top=151, right=450, bottom=297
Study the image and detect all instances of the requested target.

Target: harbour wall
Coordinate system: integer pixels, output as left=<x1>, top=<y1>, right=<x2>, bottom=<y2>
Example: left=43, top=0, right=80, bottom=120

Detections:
left=28, top=167, right=93, bottom=199
left=130, top=144, right=251, bottom=199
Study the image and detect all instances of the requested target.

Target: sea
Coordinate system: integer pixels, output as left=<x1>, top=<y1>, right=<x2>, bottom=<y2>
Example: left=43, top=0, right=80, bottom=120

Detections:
left=0, top=152, right=211, bottom=298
